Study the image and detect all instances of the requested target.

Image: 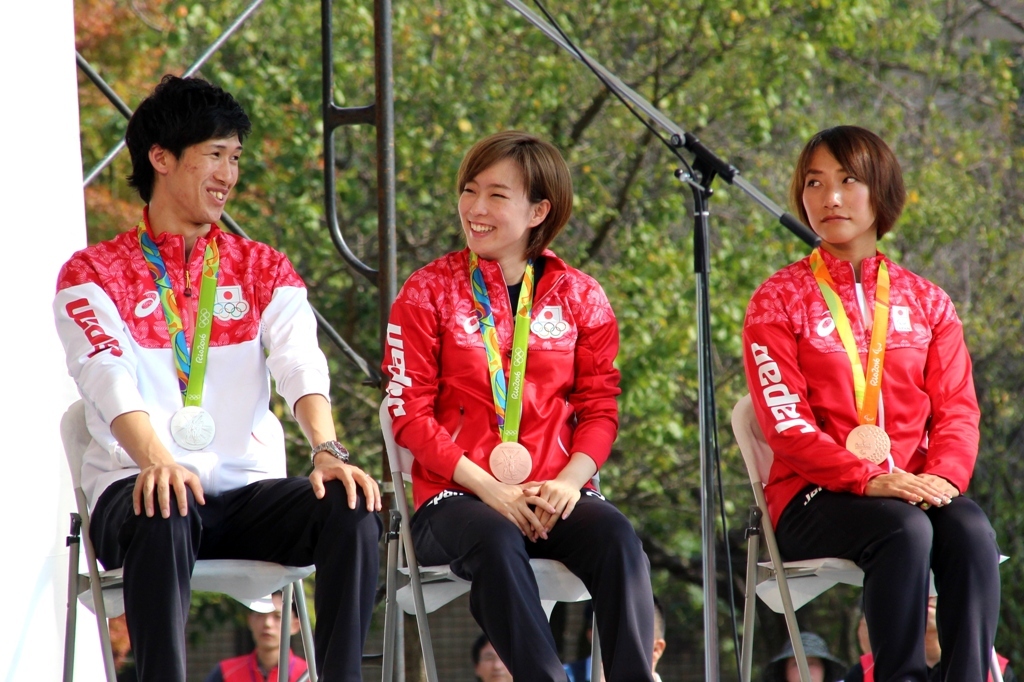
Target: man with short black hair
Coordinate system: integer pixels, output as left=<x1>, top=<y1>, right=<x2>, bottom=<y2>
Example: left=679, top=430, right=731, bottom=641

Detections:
left=55, top=75, right=382, bottom=681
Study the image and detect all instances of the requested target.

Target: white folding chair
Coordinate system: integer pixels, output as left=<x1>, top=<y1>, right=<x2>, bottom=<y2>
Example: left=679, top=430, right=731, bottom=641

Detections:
left=732, top=394, right=862, bottom=682
left=732, top=394, right=1006, bottom=682
left=61, top=399, right=318, bottom=682
left=378, top=400, right=601, bottom=682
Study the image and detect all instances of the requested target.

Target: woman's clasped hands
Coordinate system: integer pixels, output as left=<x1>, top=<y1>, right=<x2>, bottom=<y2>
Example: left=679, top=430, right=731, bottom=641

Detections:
left=477, top=476, right=584, bottom=542
left=865, top=469, right=958, bottom=508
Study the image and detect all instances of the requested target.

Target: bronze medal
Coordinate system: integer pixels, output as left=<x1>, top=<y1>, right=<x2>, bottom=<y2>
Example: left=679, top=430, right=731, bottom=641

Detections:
left=489, top=442, right=532, bottom=485
left=845, top=424, right=890, bottom=465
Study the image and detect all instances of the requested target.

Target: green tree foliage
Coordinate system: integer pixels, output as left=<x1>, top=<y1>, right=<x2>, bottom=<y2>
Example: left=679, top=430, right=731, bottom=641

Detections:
left=76, top=0, right=1023, bottom=677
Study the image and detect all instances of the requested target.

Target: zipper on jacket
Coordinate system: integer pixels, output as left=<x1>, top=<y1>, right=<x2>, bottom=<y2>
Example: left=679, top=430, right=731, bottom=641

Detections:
left=450, top=406, right=465, bottom=441
left=180, top=240, right=197, bottom=340
left=533, top=272, right=566, bottom=308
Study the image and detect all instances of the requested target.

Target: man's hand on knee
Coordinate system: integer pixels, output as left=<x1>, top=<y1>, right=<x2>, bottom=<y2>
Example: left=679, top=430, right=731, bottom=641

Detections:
left=309, top=459, right=382, bottom=512
left=133, top=463, right=206, bottom=518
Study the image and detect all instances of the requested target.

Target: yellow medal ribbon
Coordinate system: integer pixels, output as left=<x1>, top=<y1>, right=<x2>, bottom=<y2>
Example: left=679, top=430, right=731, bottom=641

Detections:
left=809, top=248, right=890, bottom=426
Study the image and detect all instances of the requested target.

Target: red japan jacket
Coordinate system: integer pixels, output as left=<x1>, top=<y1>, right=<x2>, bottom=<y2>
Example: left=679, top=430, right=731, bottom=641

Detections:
left=742, top=248, right=980, bottom=526
left=382, top=248, right=620, bottom=510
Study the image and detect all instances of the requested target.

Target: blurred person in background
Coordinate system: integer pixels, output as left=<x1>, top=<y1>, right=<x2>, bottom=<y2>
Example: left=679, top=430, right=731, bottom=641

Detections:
left=473, top=633, right=514, bottom=682
left=203, top=591, right=307, bottom=682
left=843, top=596, right=1015, bottom=682
left=761, top=632, right=845, bottom=682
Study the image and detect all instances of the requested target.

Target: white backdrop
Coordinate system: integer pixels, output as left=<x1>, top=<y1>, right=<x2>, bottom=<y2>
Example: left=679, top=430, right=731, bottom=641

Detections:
left=0, top=1, right=105, bottom=679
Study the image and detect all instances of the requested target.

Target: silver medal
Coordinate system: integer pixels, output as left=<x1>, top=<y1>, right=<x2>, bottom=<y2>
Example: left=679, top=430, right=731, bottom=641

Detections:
left=170, top=405, right=216, bottom=451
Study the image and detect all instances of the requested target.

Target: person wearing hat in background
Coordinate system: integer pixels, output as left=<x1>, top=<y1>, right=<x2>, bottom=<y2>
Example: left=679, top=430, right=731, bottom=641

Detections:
left=762, top=632, right=846, bottom=682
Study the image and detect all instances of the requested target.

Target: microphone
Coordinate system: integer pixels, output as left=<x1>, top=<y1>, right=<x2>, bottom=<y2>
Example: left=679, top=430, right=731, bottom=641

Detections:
left=780, top=213, right=821, bottom=248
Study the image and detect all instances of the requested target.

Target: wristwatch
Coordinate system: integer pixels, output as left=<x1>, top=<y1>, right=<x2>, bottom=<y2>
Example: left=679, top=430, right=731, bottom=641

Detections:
left=311, top=440, right=350, bottom=466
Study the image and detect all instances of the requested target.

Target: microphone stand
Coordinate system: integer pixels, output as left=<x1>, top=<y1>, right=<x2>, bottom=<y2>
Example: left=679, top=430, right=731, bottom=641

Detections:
left=502, top=3, right=821, bottom=680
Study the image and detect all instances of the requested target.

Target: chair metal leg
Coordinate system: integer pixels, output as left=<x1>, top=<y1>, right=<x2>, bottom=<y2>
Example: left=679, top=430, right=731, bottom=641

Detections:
left=381, top=510, right=401, bottom=682
left=992, top=647, right=1004, bottom=682
left=740, top=506, right=761, bottom=682
left=753, top=487, right=811, bottom=682
left=395, top=617, right=405, bottom=682
left=76, top=490, right=117, bottom=682
left=400, top=521, right=439, bottom=682
left=63, top=514, right=82, bottom=682
left=293, top=579, right=317, bottom=682
left=281, top=583, right=294, bottom=681
left=590, top=611, right=602, bottom=682
left=390, top=478, right=439, bottom=682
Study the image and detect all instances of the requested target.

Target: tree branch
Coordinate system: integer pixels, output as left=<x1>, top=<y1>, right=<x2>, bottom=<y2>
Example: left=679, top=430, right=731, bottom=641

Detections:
left=569, top=88, right=612, bottom=147
left=977, top=0, right=1024, bottom=36
left=584, top=129, right=654, bottom=262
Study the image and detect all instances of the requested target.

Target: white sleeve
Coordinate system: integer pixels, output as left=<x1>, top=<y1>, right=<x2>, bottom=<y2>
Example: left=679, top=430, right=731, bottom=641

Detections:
left=261, top=285, right=331, bottom=413
left=54, top=282, right=149, bottom=423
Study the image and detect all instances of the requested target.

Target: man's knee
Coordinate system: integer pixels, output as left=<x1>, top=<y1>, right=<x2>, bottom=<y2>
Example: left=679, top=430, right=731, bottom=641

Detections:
left=116, top=488, right=202, bottom=570
left=317, top=480, right=382, bottom=540
left=123, top=488, right=201, bottom=537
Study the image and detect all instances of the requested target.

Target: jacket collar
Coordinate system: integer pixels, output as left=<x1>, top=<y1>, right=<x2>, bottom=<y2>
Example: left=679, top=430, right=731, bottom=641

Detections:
left=457, top=247, right=568, bottom=293
left=812, top=245, right=888, bottom=288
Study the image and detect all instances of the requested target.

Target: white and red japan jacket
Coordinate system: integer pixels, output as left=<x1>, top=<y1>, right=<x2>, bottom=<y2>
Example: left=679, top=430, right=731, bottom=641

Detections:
left=54, top=214, right=331, bottom=508
left=382, top=248, right=621, bottom=510
left=742, top=248, right=980, bottom=526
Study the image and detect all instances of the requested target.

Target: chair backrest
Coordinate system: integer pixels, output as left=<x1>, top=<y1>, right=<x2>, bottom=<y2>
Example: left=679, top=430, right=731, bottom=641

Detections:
left=60, top=399, right=91, bottom=490
left=731, top=394, right=774, bottom=488
left=379, top=400, right=415, bottom=483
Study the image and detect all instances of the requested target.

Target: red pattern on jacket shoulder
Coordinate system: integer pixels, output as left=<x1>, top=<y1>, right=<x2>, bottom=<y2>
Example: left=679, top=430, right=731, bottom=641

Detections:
left=398, top=249, right=614, bottom=334
left=57, top=225, right=305, bottom=349
left=748, top=253, right=958, bottom=352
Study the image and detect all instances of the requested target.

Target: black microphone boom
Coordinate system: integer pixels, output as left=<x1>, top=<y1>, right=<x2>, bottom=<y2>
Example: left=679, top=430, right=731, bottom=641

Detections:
left=502, top=2, right=820, bottom=680
left=504, top=0, right=821, bottom=248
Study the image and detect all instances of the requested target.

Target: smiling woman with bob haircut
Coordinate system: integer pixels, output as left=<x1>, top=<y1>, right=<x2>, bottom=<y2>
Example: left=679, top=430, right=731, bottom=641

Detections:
left=382, top=130, right=656, bottom=681
left=742, top=125, right=1001, bottom=681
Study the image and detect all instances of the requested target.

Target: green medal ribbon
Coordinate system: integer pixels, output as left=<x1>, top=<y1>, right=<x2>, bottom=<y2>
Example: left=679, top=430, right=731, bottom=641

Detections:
left=137, top=222, right=220, bottom=407
left=468, top=252, right=535, bottom=442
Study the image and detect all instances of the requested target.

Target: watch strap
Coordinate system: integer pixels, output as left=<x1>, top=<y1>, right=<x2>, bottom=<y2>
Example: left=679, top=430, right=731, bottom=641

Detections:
left=310, top=439, right=350, bottom=466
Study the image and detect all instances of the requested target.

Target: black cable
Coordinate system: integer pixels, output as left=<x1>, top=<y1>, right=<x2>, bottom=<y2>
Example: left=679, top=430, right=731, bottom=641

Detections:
left=529, top=0, right=694, bottom=179
left=715, top=409, right=743, bottom=677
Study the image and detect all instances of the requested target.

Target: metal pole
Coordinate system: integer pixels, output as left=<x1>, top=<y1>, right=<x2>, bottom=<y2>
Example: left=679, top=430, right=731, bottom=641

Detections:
left=62, top=514, right=82, bottom=682
left=692, top=176, right=720, bottom=681
left=280, top=583, right=294, bottom=681
left=375, top=0, right=397, bottom=355
left=321, top=0, right=379, bottom=283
